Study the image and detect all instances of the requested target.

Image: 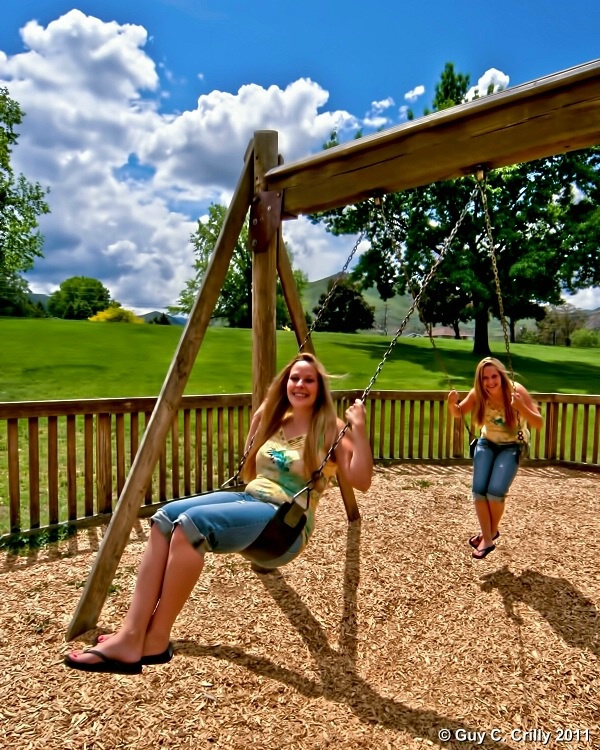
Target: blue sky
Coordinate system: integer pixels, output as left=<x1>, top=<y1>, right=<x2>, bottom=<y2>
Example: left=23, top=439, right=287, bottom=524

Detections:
left=1, top=1, right=599, bottom=312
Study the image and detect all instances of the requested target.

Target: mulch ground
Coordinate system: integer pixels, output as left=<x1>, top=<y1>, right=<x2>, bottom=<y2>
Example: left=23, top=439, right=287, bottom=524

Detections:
left=0, top=464, right=598, bottom=750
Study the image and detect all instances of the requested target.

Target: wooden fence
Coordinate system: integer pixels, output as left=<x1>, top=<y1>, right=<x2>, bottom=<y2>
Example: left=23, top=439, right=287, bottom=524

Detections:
left=1, top=391, right=598, bottom=540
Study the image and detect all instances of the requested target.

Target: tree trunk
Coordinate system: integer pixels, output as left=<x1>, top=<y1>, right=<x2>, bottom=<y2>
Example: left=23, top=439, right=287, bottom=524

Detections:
left=509, top=318, right=516, bottom=343
left=452, top=321, right=461, bottom=339
left=472, top=309, right=492, bottom=356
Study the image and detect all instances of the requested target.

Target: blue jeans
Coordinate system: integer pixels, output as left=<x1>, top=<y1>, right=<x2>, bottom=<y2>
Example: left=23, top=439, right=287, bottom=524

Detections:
left=151, top=491, right=304, bottom=568
left=472, top=438, right=520, bottom=502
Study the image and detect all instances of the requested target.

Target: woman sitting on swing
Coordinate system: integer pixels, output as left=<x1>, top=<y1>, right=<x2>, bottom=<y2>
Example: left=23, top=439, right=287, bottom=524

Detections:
left=65, top=352, right=373, bottom=674
left=447, top=357, right=543, bottom=560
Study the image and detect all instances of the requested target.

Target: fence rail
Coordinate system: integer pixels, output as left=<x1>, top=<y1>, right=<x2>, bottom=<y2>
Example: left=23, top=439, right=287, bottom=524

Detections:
left=1, top=391, right=598, bottom=540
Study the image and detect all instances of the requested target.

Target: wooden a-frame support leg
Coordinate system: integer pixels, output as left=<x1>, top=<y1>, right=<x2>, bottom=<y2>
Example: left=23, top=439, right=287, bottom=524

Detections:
left=65, top=144, right=255, bottom=640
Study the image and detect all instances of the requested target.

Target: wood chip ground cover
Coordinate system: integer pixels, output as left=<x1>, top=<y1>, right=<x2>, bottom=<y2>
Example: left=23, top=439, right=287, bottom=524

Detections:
left=0, top=465, right=598, bottom=749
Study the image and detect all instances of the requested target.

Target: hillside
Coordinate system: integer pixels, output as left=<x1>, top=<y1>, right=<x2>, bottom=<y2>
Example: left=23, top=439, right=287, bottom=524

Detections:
left=302, top=275, right=422, bottom=334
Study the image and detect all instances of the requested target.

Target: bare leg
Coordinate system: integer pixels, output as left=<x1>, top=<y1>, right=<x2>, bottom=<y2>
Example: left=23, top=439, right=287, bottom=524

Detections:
left=474, top=499, right=494, bottom=550
left=488, top=501, right=506, bottom=539
left=142, top=526, right=205, bottom=654
left=67, top=523, right=173, bottom=665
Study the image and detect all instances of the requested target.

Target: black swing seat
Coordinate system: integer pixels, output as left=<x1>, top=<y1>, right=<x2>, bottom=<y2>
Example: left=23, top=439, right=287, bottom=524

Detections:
left=242, top=499, right=307, bottom=563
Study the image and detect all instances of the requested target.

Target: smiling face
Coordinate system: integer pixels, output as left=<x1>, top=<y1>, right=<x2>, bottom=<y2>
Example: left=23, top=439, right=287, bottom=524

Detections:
left=286, top=360, right=320, bottom=410
left=481, top=363, right=502, bottom=397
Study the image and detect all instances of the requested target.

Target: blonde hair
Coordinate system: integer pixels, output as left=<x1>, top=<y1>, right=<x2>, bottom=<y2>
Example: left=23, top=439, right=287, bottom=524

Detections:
left=472, top=357, right=517, bottom=429
left=241, top=353, right=338, bottom=485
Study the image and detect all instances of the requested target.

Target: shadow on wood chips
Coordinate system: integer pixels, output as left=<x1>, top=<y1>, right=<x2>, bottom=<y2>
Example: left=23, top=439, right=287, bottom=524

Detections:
left=0, top=465, right=598, bottom=749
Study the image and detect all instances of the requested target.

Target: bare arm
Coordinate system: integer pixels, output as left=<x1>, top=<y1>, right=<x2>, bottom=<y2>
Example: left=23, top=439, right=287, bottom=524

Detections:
left=244, top=405, right=264, bottom=452
left=512, top=384, right=543, bottom=430
left=333, top=400, right=373, bottom=492
left=447, top=388, right=475, bottom=418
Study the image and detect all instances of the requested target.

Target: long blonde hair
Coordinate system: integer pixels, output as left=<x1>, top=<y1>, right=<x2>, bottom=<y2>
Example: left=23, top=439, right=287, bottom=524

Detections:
left=241, top=353, right=338, bottom=484
left=472, top=357, right=517, bottom=429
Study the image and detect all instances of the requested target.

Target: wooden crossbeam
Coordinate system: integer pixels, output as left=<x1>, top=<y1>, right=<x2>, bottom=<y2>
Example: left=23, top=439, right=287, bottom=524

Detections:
left=265, top=59, right=600, bottom=215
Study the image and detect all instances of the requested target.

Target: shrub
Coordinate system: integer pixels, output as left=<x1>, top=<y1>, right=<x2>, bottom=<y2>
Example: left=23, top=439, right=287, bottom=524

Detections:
left=89, top=307, right=144, bottom=324
left=570, top=328, right=600, bottom=348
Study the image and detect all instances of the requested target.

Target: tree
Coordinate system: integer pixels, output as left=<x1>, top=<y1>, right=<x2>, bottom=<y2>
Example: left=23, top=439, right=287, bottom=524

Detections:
left=313, top=63, right=600, bottom=356
left=149, top=312, right=171, bottom=325
left=0, top=87, right=50, bottom=276
left=48, top=276, right=112, bottom=319
left=312, top=277, right=375, bottom=333
left=0, top=271, right=45, bottom=317
left=170, top=203, right=309, bottom=328
left=536, top=304, right=587, bottom=346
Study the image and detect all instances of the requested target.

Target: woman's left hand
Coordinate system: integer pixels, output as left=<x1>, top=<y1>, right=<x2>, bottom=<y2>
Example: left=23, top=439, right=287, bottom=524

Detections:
left=345, top=399, right=367, bottom=431
left=511, top=390, right=525, bottom=414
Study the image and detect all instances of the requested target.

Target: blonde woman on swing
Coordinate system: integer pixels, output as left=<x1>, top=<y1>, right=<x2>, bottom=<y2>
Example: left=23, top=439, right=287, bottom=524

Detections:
left=64, top=353, right=373, bottom=674
left=448, top=357, right=543, bottom=559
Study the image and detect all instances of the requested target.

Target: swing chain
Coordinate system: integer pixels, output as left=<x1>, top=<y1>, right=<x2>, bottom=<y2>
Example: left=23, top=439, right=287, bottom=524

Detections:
left=226, top=218, right=370, bottom=484
left=477, top=176, right=526, bottom=446
left=477, top=177, right=515, bottom=383
left=359, top=184, right=479, bottom=404
left=302, top=184, right=480, bottom=491
left=298, top=227, right=367, bottom=352
left=378, top=197, right=455, bottom=391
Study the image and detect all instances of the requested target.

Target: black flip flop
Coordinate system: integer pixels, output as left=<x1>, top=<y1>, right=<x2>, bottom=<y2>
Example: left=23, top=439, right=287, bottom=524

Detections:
left=64, top=648, right=143, bottom=674
left=94, top=635, right=174, bottom=666
left=472, top=544, right=496, bottom=560
left=469, top=531, right=500, bottom=549
left=141, top=642, right=174, bottom=666
left=94, top=633, right=174, bottom=666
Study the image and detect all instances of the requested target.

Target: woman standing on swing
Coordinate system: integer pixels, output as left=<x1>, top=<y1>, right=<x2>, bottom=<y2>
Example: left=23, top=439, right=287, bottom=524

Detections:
left=65, top=352, right=373, bottom=674
left=448, top=357, right=543, bottom=560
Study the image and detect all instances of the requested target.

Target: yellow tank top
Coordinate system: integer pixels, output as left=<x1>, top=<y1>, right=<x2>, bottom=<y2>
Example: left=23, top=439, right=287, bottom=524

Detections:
left=480, top=394, right=529, bottom=445
left=245, top=430, right=337, bottom=545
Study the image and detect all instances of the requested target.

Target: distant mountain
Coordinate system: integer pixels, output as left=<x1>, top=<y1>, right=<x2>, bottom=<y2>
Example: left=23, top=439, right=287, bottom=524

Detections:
left=28, top=292, right=50, bottom=308
left=304, top=278, right=600, bottom=336
left=303, top=275, right=422, bottom=334
left=141, top=311, right=186, bottom=325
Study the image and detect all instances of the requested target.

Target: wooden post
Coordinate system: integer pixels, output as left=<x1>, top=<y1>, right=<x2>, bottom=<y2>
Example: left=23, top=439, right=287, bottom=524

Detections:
left=250, top=131, right=279, bottom=409
left=277, top=236, right=315, bottom=355
left=66, top=144, right=255, bottom=640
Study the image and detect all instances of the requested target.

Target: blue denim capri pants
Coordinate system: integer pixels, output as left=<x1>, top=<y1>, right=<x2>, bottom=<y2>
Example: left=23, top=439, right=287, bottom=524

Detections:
left=151, top=491, right=304, bottom=568
left=472, top=438, right=521, bottom=502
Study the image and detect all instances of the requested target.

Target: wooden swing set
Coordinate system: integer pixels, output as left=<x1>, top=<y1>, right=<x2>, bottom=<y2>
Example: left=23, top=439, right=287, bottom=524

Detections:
left=67, top=58, right=600, bottom=640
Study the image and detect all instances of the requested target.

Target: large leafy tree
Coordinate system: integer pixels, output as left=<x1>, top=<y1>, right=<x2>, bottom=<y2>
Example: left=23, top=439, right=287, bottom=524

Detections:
left=0, top=87, right=50, bottom=276
left=48, top=276, right=112, bottom=319
left=170, top=203, right=309, bottom=328
left=0, top=271, right=45, bottom=317
left=315, top=64, right=600, bottom=356
left=312, top=278, right=375, bottom=333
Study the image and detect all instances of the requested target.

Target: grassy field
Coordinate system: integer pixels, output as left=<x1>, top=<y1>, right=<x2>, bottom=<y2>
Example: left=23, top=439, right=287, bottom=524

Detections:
left=1, top=317, right=599, bottom=402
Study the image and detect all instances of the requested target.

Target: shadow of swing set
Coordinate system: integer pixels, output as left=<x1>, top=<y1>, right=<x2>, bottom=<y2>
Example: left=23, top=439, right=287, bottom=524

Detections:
left=67, top=58, right=600, bottom=640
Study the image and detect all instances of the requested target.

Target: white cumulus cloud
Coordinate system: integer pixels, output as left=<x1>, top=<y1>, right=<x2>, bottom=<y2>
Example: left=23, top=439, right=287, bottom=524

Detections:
left=0, top=11, right=358, bottom=311
left=404, top=85, right=425, bottom=103
left=465, top=68, right=510, bottom=101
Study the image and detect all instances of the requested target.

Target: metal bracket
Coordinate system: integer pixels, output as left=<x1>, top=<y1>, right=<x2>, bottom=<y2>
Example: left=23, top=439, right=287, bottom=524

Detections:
left=249, top=190, right=282, bottom=251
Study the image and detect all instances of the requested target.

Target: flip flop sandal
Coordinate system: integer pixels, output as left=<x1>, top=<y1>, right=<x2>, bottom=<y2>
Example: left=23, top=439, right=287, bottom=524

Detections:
left=64, top=648, right=143, bottom=674
left=469, top=531, right=500, bottom=549
left=94, top=635, right=174, bottom=665
left=472, top=544, right=496, bottom=560
left=140, top=642, right=174, bottom=666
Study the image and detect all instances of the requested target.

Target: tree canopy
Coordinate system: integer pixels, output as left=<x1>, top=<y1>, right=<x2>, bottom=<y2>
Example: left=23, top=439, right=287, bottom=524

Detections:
left=312, top=277, right=375, bottom=333
left=313, top=63, right=600, bottom=356
left=170, top=203, right=309, bottom=328
left=0, top=87, right=50, bottom=277
left=48, top=276, right=113, bottom=319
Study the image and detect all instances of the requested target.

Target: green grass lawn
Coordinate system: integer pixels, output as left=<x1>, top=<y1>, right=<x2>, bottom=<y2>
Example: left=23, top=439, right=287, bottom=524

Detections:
left=1, top=317, right=599, bottom=402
